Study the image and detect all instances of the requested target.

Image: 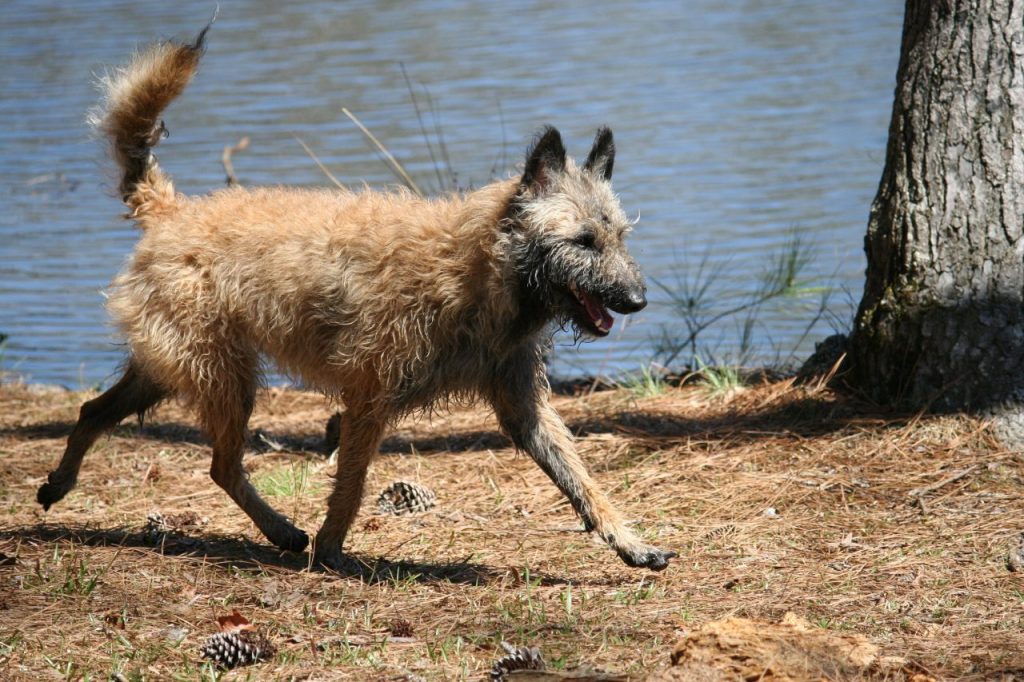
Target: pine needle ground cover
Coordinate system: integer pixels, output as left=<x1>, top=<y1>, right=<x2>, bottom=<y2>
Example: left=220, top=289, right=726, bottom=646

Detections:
left=1, top=380, right=1021, bottom=679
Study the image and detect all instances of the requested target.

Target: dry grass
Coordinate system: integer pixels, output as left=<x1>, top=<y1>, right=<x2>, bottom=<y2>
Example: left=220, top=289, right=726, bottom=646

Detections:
left=1, top=378, right=1022, bottom=680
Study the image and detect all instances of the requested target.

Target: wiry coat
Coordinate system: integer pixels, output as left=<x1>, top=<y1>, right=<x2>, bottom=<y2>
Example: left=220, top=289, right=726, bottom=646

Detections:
left=111, top=182, right=523, bottom=414
left=38, top=27, right=676, bottom=572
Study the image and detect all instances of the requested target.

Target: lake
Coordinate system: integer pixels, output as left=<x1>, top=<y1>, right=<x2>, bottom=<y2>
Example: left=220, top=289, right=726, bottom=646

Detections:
left=0, top=0, right=904, bottom=387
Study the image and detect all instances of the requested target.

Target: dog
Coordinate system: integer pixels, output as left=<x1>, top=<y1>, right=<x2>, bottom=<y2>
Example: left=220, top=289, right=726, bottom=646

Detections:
left=37, top=26, right=676, bottom=572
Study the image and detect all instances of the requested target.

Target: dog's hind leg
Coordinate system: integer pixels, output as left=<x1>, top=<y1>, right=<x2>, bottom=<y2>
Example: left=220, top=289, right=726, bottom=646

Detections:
left=312, top=401, right=387, bottom=571
left=201, top=381, right=310, bottom=553
left=38, top=362, right=166, bottom=510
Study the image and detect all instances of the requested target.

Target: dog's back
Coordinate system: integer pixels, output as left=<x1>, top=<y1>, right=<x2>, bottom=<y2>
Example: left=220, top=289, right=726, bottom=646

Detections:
left=109, top=177, right=523, bottom=408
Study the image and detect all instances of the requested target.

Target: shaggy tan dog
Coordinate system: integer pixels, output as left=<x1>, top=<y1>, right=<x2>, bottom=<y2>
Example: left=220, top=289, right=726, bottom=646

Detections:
left=37, top=27, right=676, bottom=572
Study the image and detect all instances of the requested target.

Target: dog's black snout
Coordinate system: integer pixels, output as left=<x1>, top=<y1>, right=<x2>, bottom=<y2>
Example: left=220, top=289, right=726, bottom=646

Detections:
left=620, top=286, right=647, bottom=313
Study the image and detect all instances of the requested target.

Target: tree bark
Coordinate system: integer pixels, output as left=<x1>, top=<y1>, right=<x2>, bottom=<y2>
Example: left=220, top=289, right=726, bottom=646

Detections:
left=849, top=0, right=1024, bottom=411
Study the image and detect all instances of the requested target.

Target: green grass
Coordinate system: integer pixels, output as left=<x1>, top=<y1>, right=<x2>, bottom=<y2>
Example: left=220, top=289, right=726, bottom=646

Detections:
left=60, top=558, right=100, bottom=596
left=253, top=461, right=321, bottom=499
left=694, top=357, right=743, bottom=396
left=621, top=364, right=668, bottom=399
left=614, top=577, right=662, bottom=606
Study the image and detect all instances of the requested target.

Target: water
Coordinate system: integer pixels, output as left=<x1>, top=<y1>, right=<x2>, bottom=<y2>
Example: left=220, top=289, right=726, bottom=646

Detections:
left=0, top=0, right=903, bottom=387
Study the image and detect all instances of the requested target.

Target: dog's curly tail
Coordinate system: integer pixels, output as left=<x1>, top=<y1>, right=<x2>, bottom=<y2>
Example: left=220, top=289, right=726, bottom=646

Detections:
left=89, top=25, right=209, bottom=223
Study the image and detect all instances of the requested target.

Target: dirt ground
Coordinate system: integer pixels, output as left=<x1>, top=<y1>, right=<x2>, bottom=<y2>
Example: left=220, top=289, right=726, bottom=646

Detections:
left=1, top=377, right=1022, bottom=680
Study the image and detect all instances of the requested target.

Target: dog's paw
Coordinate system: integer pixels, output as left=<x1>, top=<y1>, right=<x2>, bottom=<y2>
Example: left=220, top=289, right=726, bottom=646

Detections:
left=312, top=546, right=368, bottom=577
left=271, top=528, right=309, bottom=553
left=616, top=545, right=678, bottom=572
left=36, top=474, right=73, bottom=511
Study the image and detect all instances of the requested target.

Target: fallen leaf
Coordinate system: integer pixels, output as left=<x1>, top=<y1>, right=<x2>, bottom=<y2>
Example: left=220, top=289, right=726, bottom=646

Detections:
left=218, top=610, right=255, bottom=633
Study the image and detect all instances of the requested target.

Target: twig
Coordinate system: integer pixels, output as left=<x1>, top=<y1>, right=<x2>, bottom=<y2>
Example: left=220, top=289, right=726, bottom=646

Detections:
left=292, top=137, right=346, bottom=190
left=400, top=62, right=445, bottom=191
left=423, top=90, right=456, bottom=189
left=341, top=107, right=423, bottom=197
left=780, top=287, right=833, bottom=368
left=812, top=352, right=847, bottom=393
left=139, top=462, right=155, bottom=489
left=256, top=431, right=285, bottom=452
left=489, top=98, right=508, bottom=180
left=653, top=234, right=818, bottom=369
left=907, top=465, right=978, bottom=498
left=221, top=136, right=250, bottom=187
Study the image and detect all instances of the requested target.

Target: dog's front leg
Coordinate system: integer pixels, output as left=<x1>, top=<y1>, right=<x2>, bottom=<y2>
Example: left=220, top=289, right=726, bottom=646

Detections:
left=491, top=366, right=676, bottom=571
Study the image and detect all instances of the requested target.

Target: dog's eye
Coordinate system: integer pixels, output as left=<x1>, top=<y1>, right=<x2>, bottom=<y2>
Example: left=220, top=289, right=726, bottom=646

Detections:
left=574, top=232, right=597, bottom=250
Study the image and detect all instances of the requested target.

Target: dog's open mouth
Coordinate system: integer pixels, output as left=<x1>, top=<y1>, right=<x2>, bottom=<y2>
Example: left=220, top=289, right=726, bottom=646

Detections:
left=568, top=281, right=614, bottom=336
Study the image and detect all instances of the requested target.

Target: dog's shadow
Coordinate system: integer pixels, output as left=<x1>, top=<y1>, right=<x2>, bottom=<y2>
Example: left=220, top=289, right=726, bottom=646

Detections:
left=0, top=391, right=901, bottom=457
left=0, top=523, right=572, bottom=587
left=0, top=419, right=508, bottom=457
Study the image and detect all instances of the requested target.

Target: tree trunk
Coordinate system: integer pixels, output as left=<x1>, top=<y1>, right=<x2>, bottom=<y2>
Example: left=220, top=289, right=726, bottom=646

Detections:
left=849, top=0, right=1024, bottom=411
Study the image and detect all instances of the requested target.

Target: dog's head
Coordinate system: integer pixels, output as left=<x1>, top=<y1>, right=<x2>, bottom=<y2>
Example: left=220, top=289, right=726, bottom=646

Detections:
left=505, top=126, right=646, bottom=338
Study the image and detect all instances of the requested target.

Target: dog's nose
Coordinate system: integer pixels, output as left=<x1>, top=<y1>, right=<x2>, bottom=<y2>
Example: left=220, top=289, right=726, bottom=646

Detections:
left=621, top=287, right=647, bottom=313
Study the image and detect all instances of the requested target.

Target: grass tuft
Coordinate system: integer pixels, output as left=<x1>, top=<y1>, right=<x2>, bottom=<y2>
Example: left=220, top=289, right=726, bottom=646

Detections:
left=253, top=461, right=321, bottom=499
left=620, top=363, right=668, bottom=399
left=693, top=357, right=744, bottom=397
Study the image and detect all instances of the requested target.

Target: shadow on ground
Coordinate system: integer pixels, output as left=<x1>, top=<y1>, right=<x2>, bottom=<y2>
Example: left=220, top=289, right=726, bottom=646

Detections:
left=0, top=393, right=914, bottom=457
left=0, top=523, right=567, bottom=586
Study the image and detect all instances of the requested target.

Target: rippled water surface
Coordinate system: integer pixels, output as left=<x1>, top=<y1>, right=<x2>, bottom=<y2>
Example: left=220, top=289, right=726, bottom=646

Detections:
left=1, top=0, right=903, bottom=386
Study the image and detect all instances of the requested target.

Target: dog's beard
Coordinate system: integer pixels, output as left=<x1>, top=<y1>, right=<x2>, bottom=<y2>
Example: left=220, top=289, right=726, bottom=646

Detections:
left=510, top=238, right=612, bottom=346
left=549, top=308, right=598, bottom=348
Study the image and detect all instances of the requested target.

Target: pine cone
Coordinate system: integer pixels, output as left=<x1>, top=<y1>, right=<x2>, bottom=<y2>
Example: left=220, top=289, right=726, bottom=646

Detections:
left=199, top=630, right=276, bottom=669
left=490, top=641, right=545, bottom=681
left=389, top=618, right=415, bottom=638
left=142, top=510, right=205, bottom=545
left=142, top=511, right=170, bottom=544
left=377, top=481, right=437, bottom=515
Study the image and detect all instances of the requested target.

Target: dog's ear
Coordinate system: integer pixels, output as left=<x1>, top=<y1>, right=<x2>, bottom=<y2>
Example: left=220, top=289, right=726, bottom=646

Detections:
left=583, top=126, right=614, bottom=181
left=521, top=126, right=566, bottom=195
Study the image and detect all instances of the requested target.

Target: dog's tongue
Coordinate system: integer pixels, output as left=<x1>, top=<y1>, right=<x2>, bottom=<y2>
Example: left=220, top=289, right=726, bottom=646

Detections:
left=580, top=291, right=614, bottom=333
